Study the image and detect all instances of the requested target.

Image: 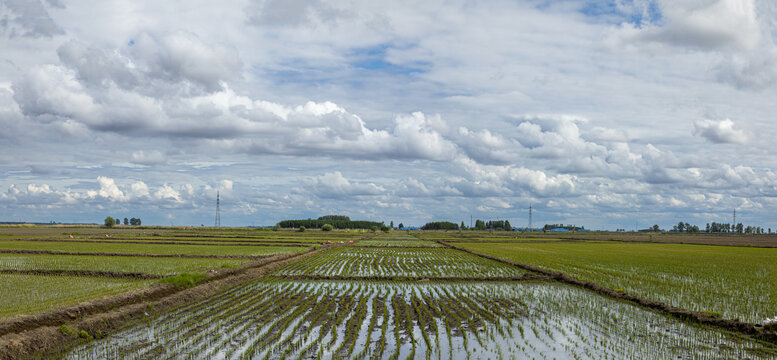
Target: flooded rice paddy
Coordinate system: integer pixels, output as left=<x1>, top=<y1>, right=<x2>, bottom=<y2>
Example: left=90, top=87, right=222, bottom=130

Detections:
left=62, top=279, right=777, bottom=360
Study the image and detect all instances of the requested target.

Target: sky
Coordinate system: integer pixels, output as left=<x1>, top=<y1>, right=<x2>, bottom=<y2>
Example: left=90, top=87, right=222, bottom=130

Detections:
left=2, top=0, right=777, bottom=229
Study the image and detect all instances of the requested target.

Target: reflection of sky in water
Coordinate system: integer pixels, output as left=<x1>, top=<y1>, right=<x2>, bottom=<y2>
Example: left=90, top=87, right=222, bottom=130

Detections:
left=64, top=280, right=777, bottom=360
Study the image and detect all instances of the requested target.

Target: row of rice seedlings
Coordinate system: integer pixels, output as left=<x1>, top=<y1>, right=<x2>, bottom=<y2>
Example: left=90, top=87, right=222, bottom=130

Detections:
left=62, top=280, right=777, bottom=360
left=356, top=234, right=443, bottom=248
left=276, top=247, right=525, bottom=278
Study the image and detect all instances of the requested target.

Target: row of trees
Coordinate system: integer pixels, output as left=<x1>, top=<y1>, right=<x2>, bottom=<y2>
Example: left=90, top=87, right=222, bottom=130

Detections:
left=456, top=219, right=512, bottom=231
left=104, top=216, right=141, bottom=227
left=664, top=221, right=769, bottom=234
left=421, top=221, right=459, bottom=230
left=277, top=218, right=383, bottom=229
left=542, top=224, right=583, bottom=231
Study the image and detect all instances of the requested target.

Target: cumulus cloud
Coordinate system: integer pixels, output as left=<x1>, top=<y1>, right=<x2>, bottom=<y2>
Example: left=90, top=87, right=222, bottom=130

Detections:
left=617, top=0, right=761, bottom=51
left=87, top=176, right=128, bottom=201
left=693, top=119, right=748, bottom=144
left=14, top=51, right=460, bottom=161
left=129, top=31, right=242, bottom=92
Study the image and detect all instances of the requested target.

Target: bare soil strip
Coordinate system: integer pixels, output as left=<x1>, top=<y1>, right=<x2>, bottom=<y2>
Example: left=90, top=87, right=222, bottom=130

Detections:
left=274, top=273, right=550, bottom=282
left=0, top=269, right=162, bottom=279
left=0, top=238, right=311, bottom=247
left=0, top=241, right=360, bottom=359
left=0, top=249, right=263, bottom=259
left=439, top=241, right=777, bottom=343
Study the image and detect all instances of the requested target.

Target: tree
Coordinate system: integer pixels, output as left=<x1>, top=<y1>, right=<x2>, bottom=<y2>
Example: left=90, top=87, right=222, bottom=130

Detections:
left=298, top=226, right=306, bottom=232
left=460, top=221, right=466, bottom=230
left=474, top=219, right=486, bottom=230
left=124, top=217, right=129, bottom=226
left=321, top=224, right=333, bottom=231
left=398, top=223, right=404, bottom=229
left=104, top=216, right=114, bottom=227
left=371, top=226, right=379, bottom=232
left=652, top=224, right=660, bottom=232
left=676, top=222, right=685, bottom=232
left=504, top=220, right=512, bottom=231
left=380, top=225, right=390, bottom=233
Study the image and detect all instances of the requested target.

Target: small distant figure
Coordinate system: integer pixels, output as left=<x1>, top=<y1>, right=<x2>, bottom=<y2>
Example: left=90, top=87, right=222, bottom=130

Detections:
left=105, top=234, right=110, bottom=238
left=69, top=234, right=73, bottom=239
left=349, top=240, right=354, bottom=243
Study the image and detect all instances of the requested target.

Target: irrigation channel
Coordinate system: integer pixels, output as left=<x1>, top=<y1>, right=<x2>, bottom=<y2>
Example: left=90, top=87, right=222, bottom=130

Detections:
left=57, top=235, right=777, bottom=359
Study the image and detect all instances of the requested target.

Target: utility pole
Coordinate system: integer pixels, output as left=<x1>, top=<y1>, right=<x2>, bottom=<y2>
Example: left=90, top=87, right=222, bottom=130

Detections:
left=733, top=208, right=736, bottom=227
left=470, top=214, right=472, bottom=229
left=528, top=203, right=532, bottom=231
left=215, top=191, right=221, bottom=228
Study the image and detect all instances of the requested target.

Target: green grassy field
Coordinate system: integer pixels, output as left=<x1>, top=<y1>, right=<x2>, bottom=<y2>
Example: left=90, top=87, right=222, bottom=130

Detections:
left=0, top=227, right=360, bottom=320
left=455, top=241, right=777, bottom=323
left=0, top=254, right=249, bottom=275
left=0, top=273, right=152, bottom=318
left=0, top=240, right=309, bottom=257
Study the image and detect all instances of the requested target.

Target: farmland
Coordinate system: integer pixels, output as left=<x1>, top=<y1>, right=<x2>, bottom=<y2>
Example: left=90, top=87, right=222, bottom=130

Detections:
left=0, top=274, right=151, bottom=319
left=0, top=226, right=318, bottom=318
left=455, top=241, right=777, bottom=323
left=275, top=247, right=527, bottom=279
left=1, top=228, right=776, bottom=359
left=62, top=280, right=777, bottom=359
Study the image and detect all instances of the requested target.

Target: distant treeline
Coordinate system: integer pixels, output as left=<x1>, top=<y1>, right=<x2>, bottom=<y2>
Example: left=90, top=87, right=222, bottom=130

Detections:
left=423, top=219, right=512, bottom=231
left=277, top=218, right=382, bottom=229
left=421, top=221, right=459, bottom=230
left=676, top=221, right=768, bottom=234
left=543, top=224, right=583, bottom=231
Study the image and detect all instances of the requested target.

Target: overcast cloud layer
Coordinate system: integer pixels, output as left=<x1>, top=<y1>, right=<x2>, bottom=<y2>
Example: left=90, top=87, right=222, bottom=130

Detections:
left=2, top=0, right=777, bottom=229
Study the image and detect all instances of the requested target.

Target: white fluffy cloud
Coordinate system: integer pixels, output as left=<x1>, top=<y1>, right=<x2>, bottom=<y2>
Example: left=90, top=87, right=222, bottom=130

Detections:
left=618, top=0, right=760, bottom=51
left=693, top=119, right=748, bottom=144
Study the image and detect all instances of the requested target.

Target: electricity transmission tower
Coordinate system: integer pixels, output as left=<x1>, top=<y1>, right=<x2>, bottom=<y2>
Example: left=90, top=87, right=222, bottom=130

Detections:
left=215, top=191, right=221, bottom=228
left=528, top=203, right=532, bottom=230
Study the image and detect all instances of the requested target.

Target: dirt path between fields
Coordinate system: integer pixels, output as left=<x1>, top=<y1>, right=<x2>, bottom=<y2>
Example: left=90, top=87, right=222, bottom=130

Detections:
left=0, top=249, right=264, bottom=259
left=0, top=241, right=356, bottom=359
left=0, top=269, right=162, bottom=279
left=439, top=241, right=777, bottom=343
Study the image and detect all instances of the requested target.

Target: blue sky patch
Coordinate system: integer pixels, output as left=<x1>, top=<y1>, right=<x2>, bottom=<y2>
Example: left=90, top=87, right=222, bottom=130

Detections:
left=578, top=0, right=662, bottom=27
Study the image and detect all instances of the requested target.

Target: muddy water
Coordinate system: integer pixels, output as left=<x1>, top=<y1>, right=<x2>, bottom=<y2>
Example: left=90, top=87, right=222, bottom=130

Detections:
left=60, top=279, right=777, bottom=360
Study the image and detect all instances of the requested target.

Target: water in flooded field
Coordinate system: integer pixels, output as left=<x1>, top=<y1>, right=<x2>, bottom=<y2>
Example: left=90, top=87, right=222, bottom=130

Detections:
left=61, top=280, right=777, bottom=360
